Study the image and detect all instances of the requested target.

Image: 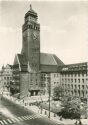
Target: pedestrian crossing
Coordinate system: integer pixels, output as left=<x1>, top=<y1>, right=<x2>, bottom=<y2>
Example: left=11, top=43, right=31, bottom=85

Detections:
left=0, top=114, right=41, bottom=125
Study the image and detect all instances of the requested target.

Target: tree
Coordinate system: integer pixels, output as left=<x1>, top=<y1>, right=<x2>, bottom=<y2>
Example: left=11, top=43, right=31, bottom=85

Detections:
left=53, top=85, right=65, bottom=101
left=58, top=96, right=82, bottom=119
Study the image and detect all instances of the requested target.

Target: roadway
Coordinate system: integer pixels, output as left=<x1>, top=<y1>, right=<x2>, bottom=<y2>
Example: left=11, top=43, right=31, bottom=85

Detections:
left=0, top=95, right=63, bottom=125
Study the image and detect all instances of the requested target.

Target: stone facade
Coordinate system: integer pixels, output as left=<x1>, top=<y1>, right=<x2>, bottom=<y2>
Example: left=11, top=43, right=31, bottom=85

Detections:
left=0, top=64, right=13, bottom=93
left=59, top=62, right=88, bottom=99
left=12, top=5, right=88, bottom=100
left=50, top=73, right=61, bottom=95
left=13, top=6, right=64, bottom=98
left=20, top=72, right=29, bottom=98
left=21, top=5, right=40, bottom=72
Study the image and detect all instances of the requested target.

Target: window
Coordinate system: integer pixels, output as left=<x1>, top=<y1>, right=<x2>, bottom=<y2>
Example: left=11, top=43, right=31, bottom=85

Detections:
left=78, top=79, right=80, bottom=83
left=71, top=91, right=73, bottom=95
left=68, top=84, right=70, bottom=88
left=82, top=85, right=84, bottom=89
left=4, top=77, right=6, bottom=80
left=75, top=85, right=77, bottom=89
left=82, top=91, right=84, bottom=97
left=7, top=77, right=9, bottom=80
left=78, top=74, right=80, bottom=77
left=75, top=79, right=76, bottom=83
left=78, top=90, right=80, bottom=96
left=75, top=74, right=76, bottom=77
left=65, top=79, right=67, bottom=82
left=62, top=79, right=64, bottom=82
left=54, top=74, right=56, bottom=77
left=82, top=74, right=84, bottom=77
left=78, top=85, right=80, bottom=89
left=68, top=79, right=70, bottom=83
left=71, top=74, right=73, bottom=77
left=45, top=111, right=47, bottom=115
left=86, top=85, right=88, bottom=89
left=82, top=79, right=84, bottom=83
left=71, top=79, right=73, bottom=83
left=30, top=83, right=33, bottom=85
left=54, top=82, right=56, bottom=84
left=4, top=82, right=6, bottom=85
left=71, top=84, right=73, bottom=89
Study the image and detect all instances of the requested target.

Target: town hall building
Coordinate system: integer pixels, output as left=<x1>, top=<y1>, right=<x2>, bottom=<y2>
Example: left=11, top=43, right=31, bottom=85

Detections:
left=12, top=5, right=64, bottom=98
left=12, top=5, right=88, bottom=100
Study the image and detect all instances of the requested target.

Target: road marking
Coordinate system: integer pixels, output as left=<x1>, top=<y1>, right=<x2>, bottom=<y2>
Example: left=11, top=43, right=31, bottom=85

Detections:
left=33, top=115, right=38, bottom=119
left=2, top=120, right=8, bottom=125
left=0, top=114, right=42, bottom=125
left=7, top=119, right=13, bottom=124
left=23, top=116, right=28, bottom=119
left=22, top=116, right=28, bottom=120
left=25, top=115, right=31, bottom=120
left=0, top=121, right=4, bottom=125
left=14, top=117, right=20, bottom=122
left=17, top=117, right=23, bottom=121
left=30, top=115, right=39, bottom=120
left=10, top=118, right=17, bottom=123
left=29, top=115, right=34, bottom=119
left=21, top=116, right=27, bottom=120
left=24, top=115, right=29, bottom=120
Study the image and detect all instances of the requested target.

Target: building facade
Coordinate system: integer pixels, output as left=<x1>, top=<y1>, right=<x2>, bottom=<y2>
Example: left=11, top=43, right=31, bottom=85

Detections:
left=0, top=64, right=13, bottom=93
left=12, top=5, right=88, bottom=100
left=58, top=62, right=88, bottom=99
left=12, top=5, right=64, bottom=98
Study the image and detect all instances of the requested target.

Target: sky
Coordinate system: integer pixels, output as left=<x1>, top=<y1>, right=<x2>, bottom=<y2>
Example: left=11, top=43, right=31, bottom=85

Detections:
left=0, top=0, right=88, bottom=68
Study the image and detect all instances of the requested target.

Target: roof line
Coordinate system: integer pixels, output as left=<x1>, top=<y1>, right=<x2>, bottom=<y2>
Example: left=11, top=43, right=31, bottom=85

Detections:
left=40, top=52, right=54, bottom=55
left=52, top=54, right=57, bottom=65
left=17, top=54, right=21, bottom=71
left=63, top=62, right=87, bottom=66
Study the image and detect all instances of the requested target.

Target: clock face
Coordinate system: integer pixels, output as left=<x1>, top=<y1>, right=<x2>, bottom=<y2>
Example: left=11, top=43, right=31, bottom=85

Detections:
left=33, top=32, right=38, bottom=40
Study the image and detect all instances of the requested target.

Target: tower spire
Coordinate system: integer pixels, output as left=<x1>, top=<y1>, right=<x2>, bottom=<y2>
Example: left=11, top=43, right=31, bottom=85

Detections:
left=30, top=4, right=32, bottom=10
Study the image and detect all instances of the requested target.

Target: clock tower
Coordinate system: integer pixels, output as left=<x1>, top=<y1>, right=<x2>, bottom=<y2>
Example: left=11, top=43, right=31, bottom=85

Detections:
left=21, top=5, right=40, bottom=72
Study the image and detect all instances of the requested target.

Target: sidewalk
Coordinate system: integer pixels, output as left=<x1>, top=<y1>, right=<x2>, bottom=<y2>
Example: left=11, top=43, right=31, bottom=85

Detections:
left=3, top=94, right=88, bottom=125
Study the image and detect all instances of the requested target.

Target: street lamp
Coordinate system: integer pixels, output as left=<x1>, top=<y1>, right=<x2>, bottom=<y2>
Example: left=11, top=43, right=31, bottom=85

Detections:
left=48, top=76, right=51, bottom=119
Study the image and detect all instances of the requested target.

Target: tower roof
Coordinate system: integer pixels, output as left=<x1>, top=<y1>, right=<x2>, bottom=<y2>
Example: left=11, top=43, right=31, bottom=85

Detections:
left=25, top=4, right=38, bottom=18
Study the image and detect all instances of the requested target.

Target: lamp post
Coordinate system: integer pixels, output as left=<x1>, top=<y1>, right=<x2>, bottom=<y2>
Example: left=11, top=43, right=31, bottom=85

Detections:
left=48, top=76, right=51, bottom=119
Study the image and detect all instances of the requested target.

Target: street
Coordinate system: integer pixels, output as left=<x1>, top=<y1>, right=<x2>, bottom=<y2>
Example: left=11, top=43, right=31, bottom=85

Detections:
left=0, top=96, right=63, bottom=125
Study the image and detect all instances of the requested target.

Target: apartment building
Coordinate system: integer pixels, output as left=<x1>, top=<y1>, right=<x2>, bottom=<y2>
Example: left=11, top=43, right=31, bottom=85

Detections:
left=1, top=64, right=13, bottom=92
left=58, top=62, right=88, bottom=99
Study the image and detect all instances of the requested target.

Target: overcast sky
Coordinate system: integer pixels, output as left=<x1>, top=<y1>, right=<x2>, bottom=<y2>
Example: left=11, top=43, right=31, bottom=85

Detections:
left=0, top=0, right=88, bottom=68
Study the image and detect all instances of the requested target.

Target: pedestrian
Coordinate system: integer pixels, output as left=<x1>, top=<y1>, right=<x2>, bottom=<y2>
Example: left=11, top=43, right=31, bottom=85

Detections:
left=78, top=119, right=82, bottom=125
left=74, top=120, right=78, bottom=125
left=60, top=116, right=62, bottom=121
